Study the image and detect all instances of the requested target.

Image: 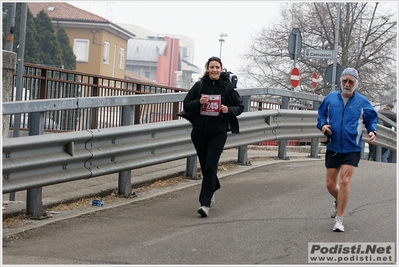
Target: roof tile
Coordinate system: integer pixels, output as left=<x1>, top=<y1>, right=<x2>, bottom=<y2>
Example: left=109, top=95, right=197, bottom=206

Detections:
left=28, top=2, right=108, bottom=22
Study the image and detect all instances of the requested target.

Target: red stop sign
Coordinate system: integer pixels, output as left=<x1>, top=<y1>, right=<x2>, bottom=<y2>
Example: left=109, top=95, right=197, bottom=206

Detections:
left=290, top=67, right=300, bottom=88
left=312, top=72, right=318, bottom=89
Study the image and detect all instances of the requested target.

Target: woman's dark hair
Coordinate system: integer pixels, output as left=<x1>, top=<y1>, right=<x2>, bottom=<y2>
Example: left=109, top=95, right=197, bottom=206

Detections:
left=203, top=56, right=223, bottom=77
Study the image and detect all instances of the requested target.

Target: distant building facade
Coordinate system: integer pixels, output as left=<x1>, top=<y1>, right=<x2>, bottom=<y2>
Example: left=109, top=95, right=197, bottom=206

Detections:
left=119, top=24, right=201, bottom=89
left=28, top=2, right=135, bottom=79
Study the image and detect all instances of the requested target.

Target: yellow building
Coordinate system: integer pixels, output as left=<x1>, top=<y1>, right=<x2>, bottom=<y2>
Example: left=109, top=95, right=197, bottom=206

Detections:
left=28, top=2, right=135, bottom=79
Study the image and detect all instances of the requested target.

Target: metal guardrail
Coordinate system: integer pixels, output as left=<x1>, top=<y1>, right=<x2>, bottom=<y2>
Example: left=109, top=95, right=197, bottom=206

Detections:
left=2, top=87, right=396, bottom=218
left=3, top=109, right=396, bottom=195
left=0, top=110, right=288, bottom=193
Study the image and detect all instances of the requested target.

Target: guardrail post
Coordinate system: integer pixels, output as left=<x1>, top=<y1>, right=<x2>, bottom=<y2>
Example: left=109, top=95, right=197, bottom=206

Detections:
left=278, top=96, right=289, bottom=159
left=90, top=77, right=99, bottom=129
left=27, top=188, right=45, bottom=220
left=390, top=150, right=396, bottom=163
left=375, top=146, right=382, bottom=162
left=310, top=101, right=320, bottom=158
left=186, top=156, right=199, bottom=179
left=28, top=112, right=44, bottom=135
left=26, top=112, right=46, bottom=218
left=134, top=84, right=142, bottom=124
left=118, top=105, right=134, bottom=196
left=237, top=95, right=251, bottom=164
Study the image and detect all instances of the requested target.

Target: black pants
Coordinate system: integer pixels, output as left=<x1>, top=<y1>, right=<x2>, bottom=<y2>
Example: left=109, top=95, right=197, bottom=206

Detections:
left=191, top=129, right=227, bottom=207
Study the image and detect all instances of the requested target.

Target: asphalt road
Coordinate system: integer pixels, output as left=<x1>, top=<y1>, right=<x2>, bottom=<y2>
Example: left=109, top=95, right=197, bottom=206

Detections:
left=2, top=159, right=396, bottom=265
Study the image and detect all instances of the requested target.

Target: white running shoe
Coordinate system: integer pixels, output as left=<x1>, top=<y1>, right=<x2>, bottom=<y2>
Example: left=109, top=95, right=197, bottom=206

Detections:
left=333, top=216, right=345, bottom=232
left=197, top=206, right=210, bottom=217
left=330, top=201, right=338, bottom=218
left=210, top=193, right=215, bottom=207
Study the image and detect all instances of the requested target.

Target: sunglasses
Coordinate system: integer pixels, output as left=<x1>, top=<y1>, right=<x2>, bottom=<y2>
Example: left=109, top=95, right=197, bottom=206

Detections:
left=342, top=79, right=355, bottom=85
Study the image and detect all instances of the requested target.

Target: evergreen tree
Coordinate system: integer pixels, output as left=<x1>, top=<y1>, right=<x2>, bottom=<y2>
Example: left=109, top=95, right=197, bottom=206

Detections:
left=34, top=10, right=62, bottom=67
left=56, top=27, right=76, bottom=70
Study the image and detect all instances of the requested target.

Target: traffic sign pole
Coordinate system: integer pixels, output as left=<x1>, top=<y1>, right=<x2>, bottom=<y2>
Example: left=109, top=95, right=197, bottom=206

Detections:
left=331, top=3, right=341, bottom=91
left=294, top=32, right=299, bottom=67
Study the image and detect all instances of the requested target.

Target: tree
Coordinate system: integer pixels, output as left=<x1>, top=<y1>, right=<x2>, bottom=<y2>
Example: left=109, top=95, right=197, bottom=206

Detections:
left=240, top=2, right=397, bottom=104
left=34, top=10, right=62, bottom=67
left=13, top=3, right=40, bottom=64
left=56, top=27, right=76, bottom=70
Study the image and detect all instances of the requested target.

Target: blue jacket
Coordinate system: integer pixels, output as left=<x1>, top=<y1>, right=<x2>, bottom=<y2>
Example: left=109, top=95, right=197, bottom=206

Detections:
left=317, top=90, right=378, bottom=153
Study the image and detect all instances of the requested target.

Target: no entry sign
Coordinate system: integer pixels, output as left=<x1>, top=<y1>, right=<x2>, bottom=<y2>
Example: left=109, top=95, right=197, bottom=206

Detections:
left=312, top=72, right=318, bottom=89
left=290, top=67, right=300, bottom=88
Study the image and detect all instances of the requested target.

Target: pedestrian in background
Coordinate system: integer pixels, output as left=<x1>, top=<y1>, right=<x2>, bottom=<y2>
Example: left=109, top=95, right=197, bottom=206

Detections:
left=183, top=56, right=244, bottom=217
left=317, top=67, right=378, bottom=232
left=369, top=103, right=396, bottom=162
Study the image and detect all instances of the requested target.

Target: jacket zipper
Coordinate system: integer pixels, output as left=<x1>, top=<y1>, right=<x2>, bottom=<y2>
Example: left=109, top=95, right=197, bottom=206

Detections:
left=204, top=81, right=216, bottom=133
left=340, top=96, right=353, bottom=153
left=340, top=105, right=344, bottom=153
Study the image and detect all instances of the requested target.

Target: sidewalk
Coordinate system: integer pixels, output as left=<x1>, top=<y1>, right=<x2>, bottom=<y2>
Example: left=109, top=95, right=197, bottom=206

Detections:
left=2, top=145, right=325, bottom=221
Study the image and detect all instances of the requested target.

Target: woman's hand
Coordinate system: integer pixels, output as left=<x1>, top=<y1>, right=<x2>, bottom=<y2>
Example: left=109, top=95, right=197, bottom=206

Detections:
left=221, top=104, right=228, bottom=114
left=200, top=95, right=208, bottom=104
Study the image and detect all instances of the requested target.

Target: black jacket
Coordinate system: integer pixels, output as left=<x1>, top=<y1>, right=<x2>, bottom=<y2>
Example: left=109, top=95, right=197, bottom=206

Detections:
left=183, top=76, right=244, bottom=134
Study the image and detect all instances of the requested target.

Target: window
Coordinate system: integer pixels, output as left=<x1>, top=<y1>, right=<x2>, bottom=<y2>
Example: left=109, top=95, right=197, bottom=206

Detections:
left=103, top=41, right=110, bottom=64
left=119, top=48, right=125, bottom=69
left=73, top=39, right=89, bottom=62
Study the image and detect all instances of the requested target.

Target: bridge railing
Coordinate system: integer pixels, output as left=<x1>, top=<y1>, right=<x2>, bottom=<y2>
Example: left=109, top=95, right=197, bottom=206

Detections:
left=7, top=62, right=318, bottom=134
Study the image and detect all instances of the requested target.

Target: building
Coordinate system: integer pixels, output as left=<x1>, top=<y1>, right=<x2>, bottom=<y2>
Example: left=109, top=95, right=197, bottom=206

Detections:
left=28, top=2, right=135, bottom=79
left=25, top=2, right=200, bottom=88
left=119, top=23, right=201, bottom=89
left=126, top=36, right=179, bottom=87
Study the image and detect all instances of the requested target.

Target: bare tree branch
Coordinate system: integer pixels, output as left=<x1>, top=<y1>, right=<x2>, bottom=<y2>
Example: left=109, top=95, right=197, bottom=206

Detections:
left=239, top=2, right=397, bottom=104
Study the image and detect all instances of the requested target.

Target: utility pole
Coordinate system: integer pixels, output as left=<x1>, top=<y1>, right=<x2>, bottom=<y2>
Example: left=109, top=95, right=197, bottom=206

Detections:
left=5, top=2, right=16, bottom=51
left=331, top=3, right=341, bottom=91
left=13, top=3, right=28, bottom=138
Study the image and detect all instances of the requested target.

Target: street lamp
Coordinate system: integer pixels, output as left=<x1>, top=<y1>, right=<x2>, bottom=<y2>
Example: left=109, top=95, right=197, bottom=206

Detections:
left=219, top=33, right=228, bottom=59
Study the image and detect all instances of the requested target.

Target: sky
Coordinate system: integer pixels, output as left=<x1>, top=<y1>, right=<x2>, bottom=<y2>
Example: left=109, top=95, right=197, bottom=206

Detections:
left=67, top=1, right=282, bottom=78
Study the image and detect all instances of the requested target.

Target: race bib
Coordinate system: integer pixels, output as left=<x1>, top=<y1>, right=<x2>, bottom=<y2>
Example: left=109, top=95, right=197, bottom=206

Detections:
left=200, top=94, right=221, bottom=116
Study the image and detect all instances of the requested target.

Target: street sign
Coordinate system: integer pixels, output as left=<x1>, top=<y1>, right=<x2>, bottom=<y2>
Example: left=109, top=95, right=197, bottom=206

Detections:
left=325, top=63, right=343, bottom=88
left=312, top=72, right=318, bottom=89
left=288, top=28, right=302, bottom=60
left=290, top=67, right=300, bottom=88
left=304, top=48, right=334, bottom=59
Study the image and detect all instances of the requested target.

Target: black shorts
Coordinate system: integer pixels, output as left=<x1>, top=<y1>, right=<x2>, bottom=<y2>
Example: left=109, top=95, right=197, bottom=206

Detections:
left=325, top=150, right=361, bottom=168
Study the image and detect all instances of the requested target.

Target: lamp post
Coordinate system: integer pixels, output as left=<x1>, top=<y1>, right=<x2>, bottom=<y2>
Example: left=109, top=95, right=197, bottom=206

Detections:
left=219, top=33, right=228, bottom=59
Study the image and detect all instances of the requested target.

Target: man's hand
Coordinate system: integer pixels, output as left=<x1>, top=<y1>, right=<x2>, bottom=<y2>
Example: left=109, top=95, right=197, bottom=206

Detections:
left=368, top=131, right=376, bottom=143
left=321, top=124, right=332, bottom=135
